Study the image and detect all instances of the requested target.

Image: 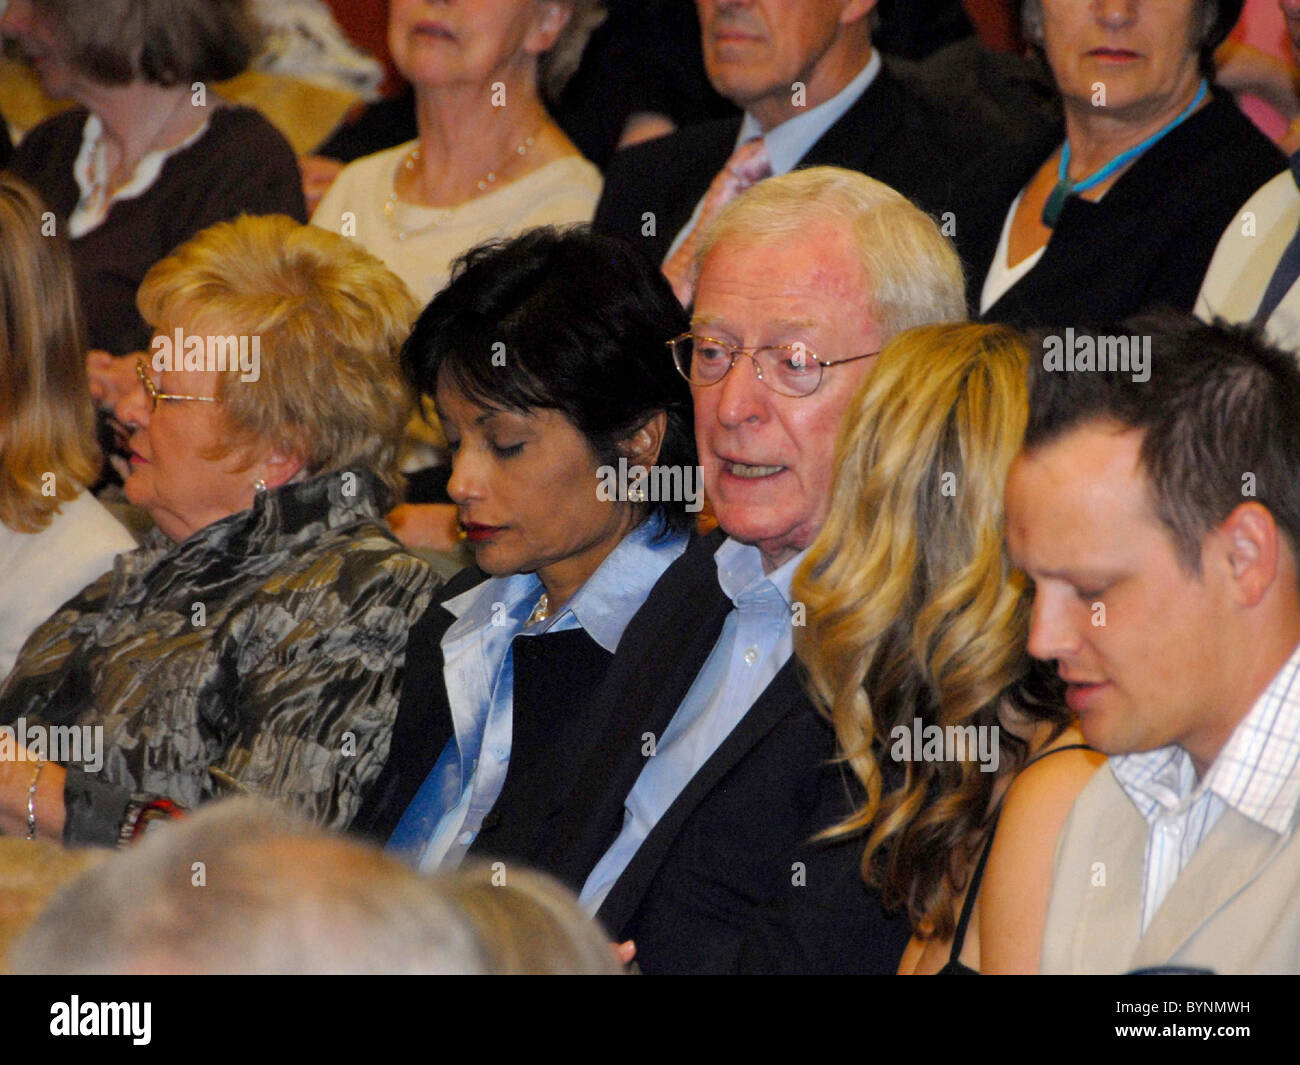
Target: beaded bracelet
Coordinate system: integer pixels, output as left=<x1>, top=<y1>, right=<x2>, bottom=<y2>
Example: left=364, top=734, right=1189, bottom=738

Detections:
left=25, top=758, right=46, bottom=841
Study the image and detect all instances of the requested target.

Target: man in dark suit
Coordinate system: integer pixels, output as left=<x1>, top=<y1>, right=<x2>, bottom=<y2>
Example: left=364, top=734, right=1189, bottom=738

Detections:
left=535, top=166, right=969, bottom=973
left=593, top=0, right=1049, bottom=299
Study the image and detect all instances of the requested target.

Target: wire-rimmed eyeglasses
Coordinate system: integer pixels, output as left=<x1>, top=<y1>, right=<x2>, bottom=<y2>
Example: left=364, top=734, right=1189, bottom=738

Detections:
left=136, top=359, right=221, bottom=413
left=667, top=333, right=878, bottom=397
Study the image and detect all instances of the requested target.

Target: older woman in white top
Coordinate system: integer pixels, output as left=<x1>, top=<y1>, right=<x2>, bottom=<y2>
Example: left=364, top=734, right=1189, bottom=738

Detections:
left=313, top=0, right=604, bottom=307
left=314, top=0, right=603, bottom=552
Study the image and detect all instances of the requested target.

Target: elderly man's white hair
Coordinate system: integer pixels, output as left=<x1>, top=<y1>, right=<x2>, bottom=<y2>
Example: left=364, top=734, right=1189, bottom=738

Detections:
left=695, top=165, right=968, bottom=341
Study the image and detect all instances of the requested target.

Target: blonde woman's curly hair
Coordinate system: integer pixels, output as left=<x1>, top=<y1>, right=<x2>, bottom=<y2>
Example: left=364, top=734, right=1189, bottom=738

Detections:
left=794, top=322, right=1066, bottom=940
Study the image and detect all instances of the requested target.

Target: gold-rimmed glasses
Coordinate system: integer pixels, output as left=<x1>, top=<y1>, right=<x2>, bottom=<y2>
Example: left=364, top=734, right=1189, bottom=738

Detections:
left=135, top=359, right=221, bottom=413
left=667, top=333, right=878, bottom=397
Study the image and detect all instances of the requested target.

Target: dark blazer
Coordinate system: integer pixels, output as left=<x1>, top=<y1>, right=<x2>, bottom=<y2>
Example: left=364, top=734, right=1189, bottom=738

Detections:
left=591, top=56, right=1058, bottom=283
left=352, top=566, right=616, bottom=867
left=532, top=532, right=910, bottom=973
left=967, top=88, right=1286, bottom=328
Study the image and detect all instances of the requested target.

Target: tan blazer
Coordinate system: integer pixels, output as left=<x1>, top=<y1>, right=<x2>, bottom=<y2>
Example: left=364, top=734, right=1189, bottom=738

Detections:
left=1041, top=764, right=1300, bottom=974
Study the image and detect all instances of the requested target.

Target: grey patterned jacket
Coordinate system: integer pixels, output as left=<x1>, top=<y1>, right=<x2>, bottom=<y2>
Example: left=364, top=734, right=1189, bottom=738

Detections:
left=0, top=469, right=440, bottom=845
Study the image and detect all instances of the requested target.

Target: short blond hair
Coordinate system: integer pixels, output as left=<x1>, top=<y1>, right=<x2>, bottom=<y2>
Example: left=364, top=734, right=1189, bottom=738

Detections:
left=137, top=215, right=417, bottom=494
left=10, top=799, right=619, bottom=974
left=696, top=166, right=967, bottom=341
left=434, top=864, right=623, bottom=975
left=0, top=175, right=99, bottom=533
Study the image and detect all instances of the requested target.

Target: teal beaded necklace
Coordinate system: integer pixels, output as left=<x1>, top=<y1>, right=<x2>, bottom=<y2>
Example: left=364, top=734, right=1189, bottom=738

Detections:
left=1041, top=78, right=1208, bottom=229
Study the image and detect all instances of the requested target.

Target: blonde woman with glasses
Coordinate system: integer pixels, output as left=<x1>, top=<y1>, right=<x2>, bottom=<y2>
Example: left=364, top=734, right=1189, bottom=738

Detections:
left=0, top=215, right=437, bottom=849
left=794, top=322, right=1102, bottom=974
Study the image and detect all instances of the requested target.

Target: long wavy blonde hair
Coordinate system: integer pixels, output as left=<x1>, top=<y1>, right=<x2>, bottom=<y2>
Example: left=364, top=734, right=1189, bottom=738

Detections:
left=794, top=322, right=1064, bottom=939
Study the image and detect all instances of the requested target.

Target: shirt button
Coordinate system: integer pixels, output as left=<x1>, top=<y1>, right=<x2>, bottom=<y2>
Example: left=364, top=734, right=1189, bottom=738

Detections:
left=491, top=746, right=508, bottom=761
left=458, top=830, right=475, bottom=845
left=743, top=646, right=758, bottom=666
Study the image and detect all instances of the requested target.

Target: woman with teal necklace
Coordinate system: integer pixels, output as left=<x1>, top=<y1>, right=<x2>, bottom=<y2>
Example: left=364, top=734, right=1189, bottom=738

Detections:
left=971, top=0, right=1284, bottom=329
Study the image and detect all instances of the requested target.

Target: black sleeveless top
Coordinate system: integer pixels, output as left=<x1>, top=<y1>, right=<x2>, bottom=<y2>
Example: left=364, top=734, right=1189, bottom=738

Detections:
left=936, top=743, right=1094, bottom=975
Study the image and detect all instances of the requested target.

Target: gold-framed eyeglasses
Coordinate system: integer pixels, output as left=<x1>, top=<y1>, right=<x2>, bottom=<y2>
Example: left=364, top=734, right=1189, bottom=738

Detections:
left=136, top=359, right=221, bottom=413
left=668, top=333, right=878, bottom=398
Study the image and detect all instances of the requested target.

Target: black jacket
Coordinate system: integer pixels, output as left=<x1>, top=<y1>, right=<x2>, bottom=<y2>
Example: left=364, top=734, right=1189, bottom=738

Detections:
left=592, top=56, right=1058, bottom=286
left=967, top=88, right=1286, bottom=328
left=531, top=532, right=910, bottom=973
left=352, top=565, right=616, bottom=866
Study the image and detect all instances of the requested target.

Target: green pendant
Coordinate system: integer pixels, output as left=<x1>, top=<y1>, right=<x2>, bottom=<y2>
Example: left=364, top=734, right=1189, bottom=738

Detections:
left=1042, top=181, right=1070, bottom=229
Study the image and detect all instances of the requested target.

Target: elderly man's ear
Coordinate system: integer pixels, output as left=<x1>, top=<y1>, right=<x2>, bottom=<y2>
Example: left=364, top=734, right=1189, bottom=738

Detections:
left=616, top=411, right=668, bottom=468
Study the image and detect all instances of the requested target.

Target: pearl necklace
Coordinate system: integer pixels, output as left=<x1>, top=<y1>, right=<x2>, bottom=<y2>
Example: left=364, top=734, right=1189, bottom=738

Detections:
left=384, top=131, right=539, bottom=242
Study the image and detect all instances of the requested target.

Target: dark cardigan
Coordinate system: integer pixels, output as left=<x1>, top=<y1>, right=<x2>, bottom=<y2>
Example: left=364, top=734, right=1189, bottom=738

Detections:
left=967, top=89, right=1286, bottom=329
left=8, top=104, right=307, bottom=356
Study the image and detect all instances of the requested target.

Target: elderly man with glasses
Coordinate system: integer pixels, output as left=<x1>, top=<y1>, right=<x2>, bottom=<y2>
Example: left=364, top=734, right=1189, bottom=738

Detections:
left=528, top=166, right=968, bottom=973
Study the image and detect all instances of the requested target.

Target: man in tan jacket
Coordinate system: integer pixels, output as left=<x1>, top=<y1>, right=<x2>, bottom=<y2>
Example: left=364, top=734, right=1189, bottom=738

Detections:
left=1005, top=313, right=1300, bottom=974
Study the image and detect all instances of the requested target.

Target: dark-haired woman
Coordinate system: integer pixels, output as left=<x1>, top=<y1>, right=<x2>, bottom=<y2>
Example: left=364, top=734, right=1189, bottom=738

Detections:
left=353, top=227, right=696, bottom=874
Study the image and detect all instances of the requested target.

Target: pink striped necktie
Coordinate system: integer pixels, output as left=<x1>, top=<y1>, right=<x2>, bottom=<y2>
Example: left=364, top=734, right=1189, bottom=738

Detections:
left=662, top=136, right=771, bottom=306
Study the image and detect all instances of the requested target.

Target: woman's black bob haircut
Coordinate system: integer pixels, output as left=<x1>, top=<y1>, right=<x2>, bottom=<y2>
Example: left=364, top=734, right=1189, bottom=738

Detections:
left=401, top=225, right=696, bottom=535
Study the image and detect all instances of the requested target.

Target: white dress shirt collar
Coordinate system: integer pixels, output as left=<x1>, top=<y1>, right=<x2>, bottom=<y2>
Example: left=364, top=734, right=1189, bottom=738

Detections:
left=1113, top=638, right=1300, bottom=835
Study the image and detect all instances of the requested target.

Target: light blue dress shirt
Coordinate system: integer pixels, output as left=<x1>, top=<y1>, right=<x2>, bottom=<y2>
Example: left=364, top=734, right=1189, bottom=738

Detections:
left=579, top=537, right=806, bottom=911
left=661, top=50, right=883, bottom=263
left=390, top=515, right=688, bottom=872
